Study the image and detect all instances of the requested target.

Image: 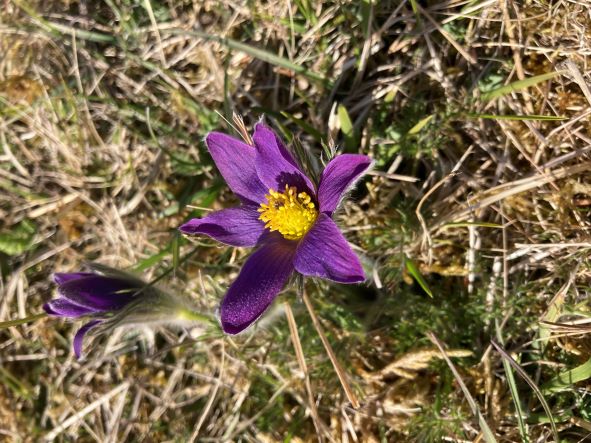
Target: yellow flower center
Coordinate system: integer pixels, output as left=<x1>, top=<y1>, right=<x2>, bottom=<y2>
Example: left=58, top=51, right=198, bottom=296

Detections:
left=258, top=185, right=318, bottom=240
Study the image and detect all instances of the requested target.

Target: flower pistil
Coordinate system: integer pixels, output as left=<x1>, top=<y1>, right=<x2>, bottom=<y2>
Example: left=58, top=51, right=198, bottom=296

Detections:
left=258, top=184, right=318, bottom=240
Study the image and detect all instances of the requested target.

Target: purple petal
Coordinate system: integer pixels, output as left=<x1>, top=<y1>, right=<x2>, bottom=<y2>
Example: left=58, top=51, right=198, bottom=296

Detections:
left=253, top=123, right=315, bottom=196
left=44, top=298, right=98, bottom=318
left=205, top=132, right=267, bottom=203
left=255, top=122, right=300, bottom=168
left=220, top=239, right=296, bottom=334
left=53, top=272, right=94, bottom=285
left=294, top=214, right=365, bottom=283
left=179, top=206, right=265, bottom=247
left=58, top=276, right=141, bottom=311
left=317, top=154, right=372, bottom=215
left=73, top=320, right=101, bottom=359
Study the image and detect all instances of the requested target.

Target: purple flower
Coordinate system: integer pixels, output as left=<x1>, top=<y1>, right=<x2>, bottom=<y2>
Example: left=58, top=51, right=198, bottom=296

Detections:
left=179, top=122, right=372, bottom=335
left=44, top=270, right=145, bottom=357
left=44, top=264, right=207, bottom=358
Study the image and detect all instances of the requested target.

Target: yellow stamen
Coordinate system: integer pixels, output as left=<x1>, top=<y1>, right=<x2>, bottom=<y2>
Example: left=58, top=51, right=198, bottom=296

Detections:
left=258, top=185, right=318, bottom=240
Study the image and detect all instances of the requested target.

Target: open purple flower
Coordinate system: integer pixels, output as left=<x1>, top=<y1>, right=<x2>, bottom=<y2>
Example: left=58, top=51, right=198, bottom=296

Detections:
left=179, top=122, right=372, bottom=334
left=44, top=264, right=208, bottom=358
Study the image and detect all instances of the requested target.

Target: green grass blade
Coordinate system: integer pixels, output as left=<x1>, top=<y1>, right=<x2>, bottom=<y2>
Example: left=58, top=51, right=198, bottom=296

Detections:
left=542, top=358, right=591, bottom=394
left=47, top=21, right=116, bottom=43
left=407, top=114, right=433, bottom=135
left=481, top=71, right=564, bottom=101
left=0, top=366, right=33, bottom=400
left=15, top=1, right=115, bottom=44
left=496, top=325, right=529, bottom=442
left=405, top=256, right=432, bottom=297
left=501, top=357, right=529, bottom=440
left=491, top=341, right=559, bottom=442
left=165, top=29, right=330, bottom=87
left=132, top=246, right=171, bottom=272
left=172, top=232, right=180, bottom=272
left=0, top=312, right=46, bottom=329
left=408, top=0, right=422, bottom=26
left=337, top=104, right=356, bottom=151
left=429, top=333, right=497, bottom=443
left=294, top=0, right=316, bottom=24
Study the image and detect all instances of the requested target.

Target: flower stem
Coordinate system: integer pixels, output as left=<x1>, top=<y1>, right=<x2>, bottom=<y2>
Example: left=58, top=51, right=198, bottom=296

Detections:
left=179, top=309, right=217, bottom=327
left=0, top=312, right=47, bottom=329
left=301, top=288, right=360, bottom=409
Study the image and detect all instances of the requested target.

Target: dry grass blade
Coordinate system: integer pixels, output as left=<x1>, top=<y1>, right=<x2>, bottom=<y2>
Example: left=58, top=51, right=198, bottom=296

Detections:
left=188, top=343, right=224, bottom=442
left=44, top=382, right=130, bottom=441
left=416, top=3, right=477, bottom=64
left=371, top=348, right=472, bottom=380
left=285, top=302, right=327, bottom=441
left=417, top=146, right=474, bottom=259
left=439, top=162, right=591, bottom=227
left=565, top=60, right=591, bottom=106
left=366, top=170, right=419, bottom=183
left=540, top=319, right=591, bottom=336
left=302, top=289, right=360, bottom=409
left=142, top=0, right=166, bottom=66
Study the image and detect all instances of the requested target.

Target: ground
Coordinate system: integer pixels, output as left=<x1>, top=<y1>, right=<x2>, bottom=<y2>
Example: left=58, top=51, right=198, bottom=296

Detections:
left=1, top=0, right=591, bottom=441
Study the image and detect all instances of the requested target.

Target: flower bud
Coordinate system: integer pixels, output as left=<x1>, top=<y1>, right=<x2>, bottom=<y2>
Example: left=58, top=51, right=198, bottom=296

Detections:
left=44, top=263, right=211, bottom=358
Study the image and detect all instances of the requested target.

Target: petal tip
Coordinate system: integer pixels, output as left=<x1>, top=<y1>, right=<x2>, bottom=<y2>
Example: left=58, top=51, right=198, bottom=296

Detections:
left=43, top=301, right=57, bottom=316
left=219, top=302, right=260, bottom=335
left=342, top=273, right=366, bottom=284
left=52, top=273, right=71, bottom=285
left=204, top=131, right=225, bottom=144
left=218, top=305, right=255, bottom=335
left=220, top=320, right=248, bottom=335
left=73, top=320, right=101, bottom=359
left=253, top=120, right=269, bottom=132
left=178, top=220, right=197, bottom=234
left=53, top=272, right=94, bottom=286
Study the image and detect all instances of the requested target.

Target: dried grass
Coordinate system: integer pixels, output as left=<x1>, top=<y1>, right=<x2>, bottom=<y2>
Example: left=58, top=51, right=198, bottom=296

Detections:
left=1, top=0, right=590, bottom=441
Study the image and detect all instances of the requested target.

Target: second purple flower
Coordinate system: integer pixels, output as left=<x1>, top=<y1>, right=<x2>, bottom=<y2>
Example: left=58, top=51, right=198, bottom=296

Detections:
left=180, top=122, right=372, bottom=334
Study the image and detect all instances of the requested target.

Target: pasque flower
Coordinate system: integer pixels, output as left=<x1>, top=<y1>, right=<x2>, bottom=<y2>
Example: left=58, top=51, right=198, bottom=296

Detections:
left=180, top=122, right=371, bottom=334
left=44, top=264, right=207, bottom=357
